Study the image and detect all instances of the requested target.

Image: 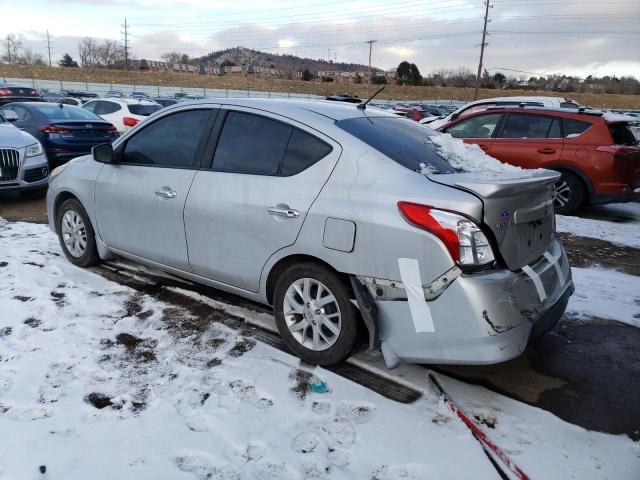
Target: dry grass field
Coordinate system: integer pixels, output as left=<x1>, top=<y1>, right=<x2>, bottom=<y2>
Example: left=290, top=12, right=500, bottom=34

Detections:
left=2, top=64, right=639, bottom=108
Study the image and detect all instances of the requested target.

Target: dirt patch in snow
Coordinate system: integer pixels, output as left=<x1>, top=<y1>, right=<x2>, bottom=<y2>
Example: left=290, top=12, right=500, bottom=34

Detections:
left=84, top=392, right=117, bottom=410
left=289, top=369, right=313, bottom=400
left=227, top=338, right=256, bottom=358
left=559, top=233, right=640, bottom=276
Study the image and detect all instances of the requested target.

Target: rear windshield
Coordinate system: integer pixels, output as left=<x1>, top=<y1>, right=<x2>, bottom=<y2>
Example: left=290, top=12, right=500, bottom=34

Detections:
left=336, top=116, right=455, bottom=174
left=128, top=104, right=162, bottom=116
left=609, top=123, right=638, bottom=146
left=35, top=104, right=102, bottom=120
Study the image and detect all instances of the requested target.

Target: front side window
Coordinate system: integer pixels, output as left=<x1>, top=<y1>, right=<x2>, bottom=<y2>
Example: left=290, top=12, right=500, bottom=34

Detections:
left=121, top=109, right=212, bottom=168
left=446, top=114, right=502, bottom=139
left=212, top=111, right=291, bottom=175
left=83, top=101, right=97, bottom=113
left=1, top=105, right=32, bottom=121
left=500, top=114, right=555, bottom=139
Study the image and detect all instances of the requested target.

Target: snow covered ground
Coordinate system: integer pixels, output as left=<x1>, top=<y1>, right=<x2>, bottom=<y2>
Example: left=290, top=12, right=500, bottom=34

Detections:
left=557, top=202, right=640, bottom=249
left=2, top=219, right=640, bottom=480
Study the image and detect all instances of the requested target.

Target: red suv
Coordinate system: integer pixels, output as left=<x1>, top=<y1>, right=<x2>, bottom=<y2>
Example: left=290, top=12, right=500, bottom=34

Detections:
left=437, top=107, right=640, bottom=214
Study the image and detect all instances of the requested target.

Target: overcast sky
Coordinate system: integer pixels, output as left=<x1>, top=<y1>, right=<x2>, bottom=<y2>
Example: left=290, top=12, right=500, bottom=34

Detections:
left=4, top=0, right=639, bottom=78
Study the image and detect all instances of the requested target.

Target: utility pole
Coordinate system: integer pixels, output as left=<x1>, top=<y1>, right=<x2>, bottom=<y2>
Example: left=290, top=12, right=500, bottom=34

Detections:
left=366, top=39, right=377, bottom=85
left=474, top=1, right=491, bottom=100
left=121, top=18, right=130, bottom=70
left=46, top=30, right=52, bottom=67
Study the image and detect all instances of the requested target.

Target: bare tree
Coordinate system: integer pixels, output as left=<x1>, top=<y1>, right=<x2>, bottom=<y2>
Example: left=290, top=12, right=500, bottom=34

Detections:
left=3, top=34, right=24, bottom=63
left=451, top=67, right=474, bottom=87
left=16, top=48, right=46, bottom=65
left=78, top=37, right=99, bottom=67
left=161, top=51, right=187, bottom=64
left=97, top=39, right=119, bottom=68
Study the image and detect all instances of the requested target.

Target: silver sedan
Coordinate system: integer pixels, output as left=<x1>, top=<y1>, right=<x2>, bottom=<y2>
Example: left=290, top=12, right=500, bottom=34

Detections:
left=46, top=99, right=573, bottom=368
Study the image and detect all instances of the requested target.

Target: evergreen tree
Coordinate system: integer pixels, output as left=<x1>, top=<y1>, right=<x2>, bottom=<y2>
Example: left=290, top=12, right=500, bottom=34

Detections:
left=59, top=53, right=79, bottom=67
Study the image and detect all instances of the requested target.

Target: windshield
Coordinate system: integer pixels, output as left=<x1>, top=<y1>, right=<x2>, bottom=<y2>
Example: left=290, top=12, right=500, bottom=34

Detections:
left=34, top=104, right=103, bottom=120
left=336, top=116, right=455, bottom=174
left=128, top=104, right=161, bottom=116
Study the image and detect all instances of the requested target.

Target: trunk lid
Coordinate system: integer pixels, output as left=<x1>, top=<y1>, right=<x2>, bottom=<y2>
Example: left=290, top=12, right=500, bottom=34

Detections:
left=427, top=169, right=559, bottom=271
left=51, top=121, right=116, bottom=143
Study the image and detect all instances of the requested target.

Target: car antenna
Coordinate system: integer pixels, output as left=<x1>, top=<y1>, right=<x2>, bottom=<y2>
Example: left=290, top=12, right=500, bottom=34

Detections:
left=357, top=86, right=385, bottom=110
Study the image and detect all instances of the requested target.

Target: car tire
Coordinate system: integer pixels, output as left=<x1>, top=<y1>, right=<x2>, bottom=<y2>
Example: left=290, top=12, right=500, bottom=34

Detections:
left=273, top=262, right=359, bottom=366
left=56, top=198, right=99, bottom=268
left=553, top=171, right=585, bottom=215
left=19, top=187, right=47, bottom=200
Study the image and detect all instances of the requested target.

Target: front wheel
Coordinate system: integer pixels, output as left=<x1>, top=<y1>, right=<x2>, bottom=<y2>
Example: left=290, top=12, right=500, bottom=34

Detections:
left=553, top=171, right=585, bottom=215
left=56, top=198, right=100, bottom=268
left=273, top=263, right=359, bottom=366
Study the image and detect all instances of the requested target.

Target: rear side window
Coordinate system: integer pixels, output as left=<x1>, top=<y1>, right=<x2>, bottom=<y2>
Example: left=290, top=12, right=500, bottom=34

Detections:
left=609, top=123, right=638, bottom=146
left=500, top=114, right=555, bottom=139
left=446, top=114, right=502, bottom=139
left=128, top=104, right=162, bottom=116
left=121, top=109, right=211, bottom=168
left=336, top=117, right=455, bottom=174
left=562, top=119, right=592, bottom=138
left=281, top=129, right=332, bottom=176
left=213, top=111, right=291, bottom=175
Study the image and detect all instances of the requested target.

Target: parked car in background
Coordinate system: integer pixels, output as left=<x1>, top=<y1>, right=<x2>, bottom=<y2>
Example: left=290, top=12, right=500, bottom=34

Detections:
left=0, top=83, right=44, bottom=106
left=426, top=96, right=581, bottom=129
left=83, top=98, right=162, bottom=134
left=326, top=93, right=361, bottom=104
left=437, top=106, right=640, bottom=214
left=105, top=90, right=124, bottom=98
left=393, top=107, right=423, bottom=121
left=66, top=91, right=98, bottom=103
left=0, top=102, right=118, bottom=169
left=152, top=97, right=183, bottom=108
left=57, top=97, right=83, bottom=107
left=0, top=110, right=49, bottom=198
left=131, top=91, right=150, bottom=99
left=47, top=99, right=572, bottom=368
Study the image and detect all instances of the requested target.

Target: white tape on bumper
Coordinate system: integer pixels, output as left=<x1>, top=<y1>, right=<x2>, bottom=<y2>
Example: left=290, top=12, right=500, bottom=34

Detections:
left=522, top=265, right=547, bottom=302
left=543, top=251, right=565, bottom=287
left=398, top=258, right=435, bottom=333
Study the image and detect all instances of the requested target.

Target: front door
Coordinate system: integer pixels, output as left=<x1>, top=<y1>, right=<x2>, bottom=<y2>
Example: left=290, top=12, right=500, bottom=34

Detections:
left=94, top=107, right=215, bottom=270
left=185, top=108, right=341, bottom=292
left=489, top=112, right=563, bottom=169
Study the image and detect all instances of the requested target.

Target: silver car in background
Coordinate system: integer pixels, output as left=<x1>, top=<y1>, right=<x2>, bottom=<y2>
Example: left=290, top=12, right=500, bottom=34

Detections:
left=46, top=99, right=573, bottom=368
left=0, top=110, right=49, bottom=198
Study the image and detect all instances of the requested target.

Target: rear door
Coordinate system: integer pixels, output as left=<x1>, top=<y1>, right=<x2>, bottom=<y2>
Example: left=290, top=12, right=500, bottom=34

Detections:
left=490, top=113, right=563, bottom=168
left=95, top=107, right=216, bottom=270
left=442, top=113, right=503, bottom=153
left=185, top=107, right=341, bottom=292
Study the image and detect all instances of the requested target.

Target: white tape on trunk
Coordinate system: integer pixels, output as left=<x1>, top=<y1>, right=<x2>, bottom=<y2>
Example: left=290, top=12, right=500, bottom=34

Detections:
left=522, top=265, right=547, bottom=302
left=398, top=258, right=435, bottom=333
left=543, top=251, right=565, bottom=287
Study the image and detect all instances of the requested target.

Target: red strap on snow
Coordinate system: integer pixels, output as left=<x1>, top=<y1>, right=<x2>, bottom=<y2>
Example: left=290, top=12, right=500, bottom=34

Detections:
left=429, top=374, right=530, bottom=480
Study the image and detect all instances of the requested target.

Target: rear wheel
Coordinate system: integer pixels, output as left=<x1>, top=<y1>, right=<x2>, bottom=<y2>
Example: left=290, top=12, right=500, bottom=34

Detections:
left=553, top=171, right=585, bottom=215
left=19, top=187, right=47, bottom=200
left=56, top=198, right=99, bottom=268
left=273, top=262, right=359, bottom=366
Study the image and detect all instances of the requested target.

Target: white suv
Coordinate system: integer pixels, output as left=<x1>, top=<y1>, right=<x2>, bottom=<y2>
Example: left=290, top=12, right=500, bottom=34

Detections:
left=424, top=96, right=580, bottom=129
left=83, top=98, right=162, bottom=134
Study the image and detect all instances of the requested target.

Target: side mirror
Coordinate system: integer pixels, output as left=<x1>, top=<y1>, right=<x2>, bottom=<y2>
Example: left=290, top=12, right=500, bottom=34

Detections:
left=2, top=110, right=18, bottom=122
left=450, top=112, right=459, bottom=121
left=92, top=143, right=115, bottom=164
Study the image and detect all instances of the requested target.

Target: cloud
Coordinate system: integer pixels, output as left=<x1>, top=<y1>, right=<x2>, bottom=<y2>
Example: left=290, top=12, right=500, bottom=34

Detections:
left=384, top=47, right=416, bottom=57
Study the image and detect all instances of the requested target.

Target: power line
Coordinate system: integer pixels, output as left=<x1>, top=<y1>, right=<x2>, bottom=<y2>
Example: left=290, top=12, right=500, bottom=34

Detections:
left=474, top=0, right=491, bottom=100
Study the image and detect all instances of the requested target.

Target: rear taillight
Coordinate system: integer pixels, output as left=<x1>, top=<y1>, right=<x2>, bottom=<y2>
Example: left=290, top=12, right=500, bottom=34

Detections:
left=397, top=201, right=495, bottom=266
left=37, top=125, right=71, bottom=134
left=596, top=145, right=631, bottom=161
left=29, top=90, right=37, bottom=95
left=123, top=117, right=139, bottom=127
left=0, top=89, right=11, bottom=95
left=105, top=126, right=118, bottom=133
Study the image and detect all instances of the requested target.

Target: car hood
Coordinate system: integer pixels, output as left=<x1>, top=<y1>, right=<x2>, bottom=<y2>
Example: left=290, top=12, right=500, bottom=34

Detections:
left=0, top=123, right=37, bottom=149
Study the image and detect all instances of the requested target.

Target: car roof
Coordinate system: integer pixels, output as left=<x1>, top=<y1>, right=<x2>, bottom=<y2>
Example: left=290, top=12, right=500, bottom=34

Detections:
left=445, top=105, right=607, bottom=124
left=173, top=98, right=396, bottom=121
left=90, top=98, right=158, bottom=105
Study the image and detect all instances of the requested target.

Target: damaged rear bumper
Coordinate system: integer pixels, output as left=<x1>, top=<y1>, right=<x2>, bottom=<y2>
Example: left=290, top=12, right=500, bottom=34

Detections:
left=371, top=239, right=573, bottom=367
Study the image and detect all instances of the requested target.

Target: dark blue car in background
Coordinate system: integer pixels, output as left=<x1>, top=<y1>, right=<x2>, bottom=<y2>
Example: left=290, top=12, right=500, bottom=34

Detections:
left=0, top=102, right=118, bottom=168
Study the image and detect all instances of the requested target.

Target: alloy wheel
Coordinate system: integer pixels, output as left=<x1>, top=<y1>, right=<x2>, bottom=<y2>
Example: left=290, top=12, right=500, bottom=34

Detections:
left=283, top=278, right=342, bottom=351
left=61, top=209, right=87, bottom=258
left=553, top=178, right=572, bottom=210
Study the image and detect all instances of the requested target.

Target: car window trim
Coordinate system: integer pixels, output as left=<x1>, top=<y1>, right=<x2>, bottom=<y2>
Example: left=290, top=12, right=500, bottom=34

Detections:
left=116, top=107, right=218, bottom=170
left=495, top=112, right=559, bottom=140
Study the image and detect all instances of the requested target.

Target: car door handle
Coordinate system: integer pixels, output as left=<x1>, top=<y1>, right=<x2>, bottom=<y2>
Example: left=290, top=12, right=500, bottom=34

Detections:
left=268, top=207, right=299, bottom=218
left=155, top=188, right=177, bottom=199
left=537, top=148, right=556, bottom=154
